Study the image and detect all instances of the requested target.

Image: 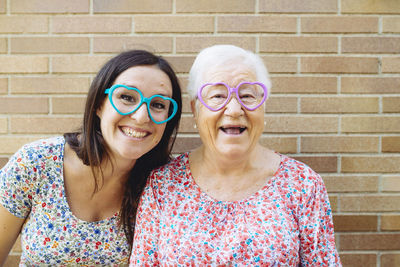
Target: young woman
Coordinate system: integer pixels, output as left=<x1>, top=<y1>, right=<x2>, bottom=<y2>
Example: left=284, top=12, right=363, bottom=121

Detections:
left=0, top=50, right=182, bottom=266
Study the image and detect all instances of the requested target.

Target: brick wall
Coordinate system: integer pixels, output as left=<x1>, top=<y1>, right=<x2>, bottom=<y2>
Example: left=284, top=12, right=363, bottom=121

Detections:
left=1, top=0, right=399, bottom=266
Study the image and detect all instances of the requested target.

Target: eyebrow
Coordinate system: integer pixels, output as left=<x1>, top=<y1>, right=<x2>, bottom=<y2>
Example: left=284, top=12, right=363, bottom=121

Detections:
left=120, top=84, right=172, bottom=97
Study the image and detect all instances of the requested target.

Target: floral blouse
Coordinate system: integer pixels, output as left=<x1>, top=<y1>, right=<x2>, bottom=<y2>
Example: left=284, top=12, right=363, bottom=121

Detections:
left=0, top=136, right=130, bottom=266
left=130, top=152, right=341, bottom=266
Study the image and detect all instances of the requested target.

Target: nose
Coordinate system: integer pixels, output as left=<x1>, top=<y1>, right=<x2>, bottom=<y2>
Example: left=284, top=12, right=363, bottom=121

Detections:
left=224, top=94, right=244, bottom=116
left=130, top=103, right=151, bottom=123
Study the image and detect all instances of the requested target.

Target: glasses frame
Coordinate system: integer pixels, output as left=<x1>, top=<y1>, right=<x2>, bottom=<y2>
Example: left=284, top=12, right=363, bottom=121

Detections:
left=104, top=84, right=178, bottom=124
left=197, top=81, right=268, bottom=111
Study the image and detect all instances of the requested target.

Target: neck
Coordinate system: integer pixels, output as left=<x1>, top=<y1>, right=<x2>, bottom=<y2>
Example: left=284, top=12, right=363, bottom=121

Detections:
left=98, top=156, right=136, bottom=186
left=193, top=144, right=264, bottom=176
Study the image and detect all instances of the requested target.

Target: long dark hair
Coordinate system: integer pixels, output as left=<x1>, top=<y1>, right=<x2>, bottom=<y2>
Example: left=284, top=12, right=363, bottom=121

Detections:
left=64, top=50, right=182, bottom=246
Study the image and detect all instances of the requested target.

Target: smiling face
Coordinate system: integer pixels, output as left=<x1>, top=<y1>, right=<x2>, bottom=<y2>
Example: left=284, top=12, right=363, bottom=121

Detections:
left=191, top=63, right=265, bottom=159
left=97, top=65, right=172, bottom=164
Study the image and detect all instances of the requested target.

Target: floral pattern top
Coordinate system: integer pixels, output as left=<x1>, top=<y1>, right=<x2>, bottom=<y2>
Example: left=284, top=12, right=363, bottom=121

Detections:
left=0, top=136, right=130, bottom=266
left=130, top=152, right=341, bottom=266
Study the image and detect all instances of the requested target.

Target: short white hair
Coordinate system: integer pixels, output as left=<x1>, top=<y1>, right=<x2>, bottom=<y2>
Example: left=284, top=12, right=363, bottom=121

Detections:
left=187, top=45, right=271, bottom=101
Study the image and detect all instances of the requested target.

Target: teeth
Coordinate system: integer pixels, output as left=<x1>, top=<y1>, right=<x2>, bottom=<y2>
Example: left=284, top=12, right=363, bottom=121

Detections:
left=122, top=127, right=147, bottom=138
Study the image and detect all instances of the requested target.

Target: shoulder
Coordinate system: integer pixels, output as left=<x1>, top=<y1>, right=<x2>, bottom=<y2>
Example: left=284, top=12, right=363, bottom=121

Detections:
left=150, top=152, right=189, bottom=182
left=20, top=136, right=64, bottom=159
left=0, top=136, right=65, bottom=187
left=146, top=153, right=190, bottom=201
left=2, top=136, right=64, bottom=169
left=273, top=154, right=325, bottom=196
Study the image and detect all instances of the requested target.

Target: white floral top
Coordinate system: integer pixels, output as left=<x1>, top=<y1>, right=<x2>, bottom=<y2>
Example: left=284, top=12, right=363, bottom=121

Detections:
left=0, top=136, right=130, bottom=266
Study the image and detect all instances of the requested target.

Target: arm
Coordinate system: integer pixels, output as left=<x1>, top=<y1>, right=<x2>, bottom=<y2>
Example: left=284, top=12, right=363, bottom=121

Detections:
left=0, top=145, right=36, bottom=266
left=129, top=176, right=161, bottom=266
left=0, top=205, right=24, bottom=266
left=298, top=173, right=342, bottom=266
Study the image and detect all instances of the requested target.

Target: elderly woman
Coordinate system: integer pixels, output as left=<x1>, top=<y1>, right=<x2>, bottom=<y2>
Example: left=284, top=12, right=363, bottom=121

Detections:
left=130, top=45, right=341, bottom=266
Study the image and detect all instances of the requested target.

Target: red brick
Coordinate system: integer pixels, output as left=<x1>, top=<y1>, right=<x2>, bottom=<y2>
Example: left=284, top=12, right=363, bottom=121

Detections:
left=0, top=16, right=48, bottom=33
left=323, top=176, right=379, bottom=192
left=0, top=56, right=48, bottom=74
left=176, top=37, right=256, bottom=53
left=52, top=97, right=86, bottom=114
left=342, top=77, right=400, bottom=94
left=259, top=0, right=337, bottom=13
left=342, top=0, right=400, bottom=14
left=94, top=0, right=172, bottom=13
left=260, top=37, right=337, bottom=53
left=383, top=17, right=400, bottom=33
left=179, top=116, right=198, bottom=133
left=341, top=116, right=400, bottom=133
left=382, top=176, right=400, bottom=192
left=52, top=17, right=131, bottom=33
left=293, top=156, right=337, bottom=173
left=0, top=97, right=48, bottom=114
left=271, top=76, right=337, bottom=94
left=11, top=117, right=81, bottom=134
left=93, top=37, right=173, bottom=53
left=218, top=16, right=296, bottom=33
left=301, top=57, right=378, bottom=74
left=340, top=195, right=400, bottom=215
left=52, top=56, right=111, bottom=74
left=0, top=157, right=9, bottom=168
left=0, top=38, right=6, bottom=53
left=172, top=136, right=202, bottom=154
left=342, top=156, right=400, bottom=173
left=163, top=56, right=195, bottom=74
left=0, top=78, right=7, bottom=94
left=301, top=136, right=379, bottom=153
left=342, top=37, right=400, bottom=53
left=333, top=215, right=377, bottom=232
left=262, top=57, right=297, bottom=73
left=11, top=0, right=89, bottom=13
left=339, top=254, right=376, bottom=267
left=265, top=116, right=338, bottom=133
left=340, top=234, right=400, bottom=250
left=135, top=16, right=214, bottom=33
left=0, top=118, right=7, bottom=133
left=381, top=215, right=400, bottom=231
left=383, top=97, right=400, bottom=113
left=381, top=254, right=400, bottom=266
left=0, top=137, right=39, bottom=154
left=176, top=0, right=255, bottom=13
left=11, top=37, right=89, bottom=54
left=181, top=95, right=191, bottom=113
left=11, top=77, right=90, bottom=94
left=0, top=0, right=5, bottom=13
left=331, top=197, right=339, bottom=212
left=259, top=137, right=298, bottom=154
left=382, top=57, right=400, bottom=73
left=301, top=16, right=378, bottom=33
left=301, top=97, right=378, bottom=113
left=265, top=96, right=297, bottom=113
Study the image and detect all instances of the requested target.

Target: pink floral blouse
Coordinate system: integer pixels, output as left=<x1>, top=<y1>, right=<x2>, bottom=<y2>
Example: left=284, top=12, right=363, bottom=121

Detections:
left=130, top=152, right=341, bottom=266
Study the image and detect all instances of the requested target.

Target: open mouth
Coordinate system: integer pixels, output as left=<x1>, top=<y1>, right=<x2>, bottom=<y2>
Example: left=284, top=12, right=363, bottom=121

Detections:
left=121, top=127, right=149, bottom=138
left=220, top=126, right=246, bottom=135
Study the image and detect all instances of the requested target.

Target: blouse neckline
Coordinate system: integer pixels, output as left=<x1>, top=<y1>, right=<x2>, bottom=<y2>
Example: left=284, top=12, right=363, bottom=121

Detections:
left=184, top=151, right=286, bottom=204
